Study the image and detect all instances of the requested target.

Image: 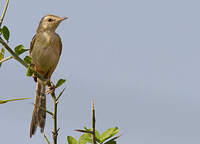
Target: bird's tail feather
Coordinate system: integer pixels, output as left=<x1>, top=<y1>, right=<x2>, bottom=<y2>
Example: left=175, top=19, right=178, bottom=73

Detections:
left=30, top=79, right=46, bottom=138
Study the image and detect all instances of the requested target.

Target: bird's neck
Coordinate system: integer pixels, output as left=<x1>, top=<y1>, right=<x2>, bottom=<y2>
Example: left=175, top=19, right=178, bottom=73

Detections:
left=37, top=29, right=55, bottom=33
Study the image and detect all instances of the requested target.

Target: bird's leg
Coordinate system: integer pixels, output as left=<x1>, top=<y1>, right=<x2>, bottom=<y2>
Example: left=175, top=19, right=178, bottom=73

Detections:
left=46, top=80, right=55, bottom=95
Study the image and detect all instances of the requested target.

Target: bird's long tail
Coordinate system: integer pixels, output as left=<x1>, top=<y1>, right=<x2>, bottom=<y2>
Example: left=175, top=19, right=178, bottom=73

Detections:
left=30, top=79, right=46, bottom=138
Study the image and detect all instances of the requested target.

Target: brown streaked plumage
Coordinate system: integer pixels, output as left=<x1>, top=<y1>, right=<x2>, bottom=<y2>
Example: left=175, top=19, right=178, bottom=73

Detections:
left=30, top=14, right=67, bottom=138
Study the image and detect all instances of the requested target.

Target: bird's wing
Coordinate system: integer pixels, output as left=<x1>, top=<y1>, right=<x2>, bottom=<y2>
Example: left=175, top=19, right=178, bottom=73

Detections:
left=55, top=33, right=62, bottom=56
left=29, top=34, right=37, bottom=81
left=30, top=34, right=36, bottom=55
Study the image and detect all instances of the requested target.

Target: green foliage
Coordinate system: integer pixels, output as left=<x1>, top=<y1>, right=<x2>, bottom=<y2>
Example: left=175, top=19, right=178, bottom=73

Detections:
left=67, top=136, right=78, bottom=144
left=0, top=98, right=31, bottom=104
left=81, top=128, right=101, bottom=143
left=55, top=79, right=66, bottom=88
left=100, top=127, right=119, bottom=143
left=79, top=133, right=91, bottom=144
left=24, top=56, right=32, bottom=64
left=0, top=25, right=10, bottom=42
left=26, top=65, right=33, bottom=76
left=67, top=127, right=120, bottom=144
left=0, top=47, right=5, bottom=67
left=94, top=130, right=101, bottom=143
left=104, top=140, right=116, bottom=144
left=14, top=44, right=29, bottom=56
left=1, top=47, right=5, bottom=55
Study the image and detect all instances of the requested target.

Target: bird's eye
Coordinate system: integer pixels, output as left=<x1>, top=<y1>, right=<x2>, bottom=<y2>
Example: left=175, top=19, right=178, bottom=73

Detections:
left=48, top=18, right=53, bottom=22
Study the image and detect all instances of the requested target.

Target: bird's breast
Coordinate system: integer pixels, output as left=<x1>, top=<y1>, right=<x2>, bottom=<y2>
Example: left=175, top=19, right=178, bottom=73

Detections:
left=31, top=32, right=61, bottom=72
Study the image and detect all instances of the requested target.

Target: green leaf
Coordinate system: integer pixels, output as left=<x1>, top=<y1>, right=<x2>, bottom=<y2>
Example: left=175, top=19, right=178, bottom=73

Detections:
left=78, top=129, right=100, bottom=144
left=1, top=26, right=10, bottom=42
left=55, top=79, right=66, bottom=88
left=0, top=48, right=5, bottom=59
left=0, top=98, right=31, bottom=104
left=100, top=127, right=119, bottom=142
left=0, top=53, right=4, bottom=61
left=83, top=126, right=88, bottom=130
left=95, top=130, right=101, bottom=143
left=87, top=128, right=101, bottom=143
left=1, top=47, right=5, bottom=54
left=56, top=88, right=65, bottom=101
left=86, top=129, right=100, bottom=143
left=0, top=52, right=4, bottom=61
left=67, top=136, right=78, bottom=144
left=26, top=65, right=33, bottom=76
left=104, top=140, right=116, bottom=144
left=14, top=45, right=29, bottom=55
left=79, top=133, right=91, bottom=144
left=0, top=48, right=5, bottom=67
left=24, top=56, right=32, bottom=64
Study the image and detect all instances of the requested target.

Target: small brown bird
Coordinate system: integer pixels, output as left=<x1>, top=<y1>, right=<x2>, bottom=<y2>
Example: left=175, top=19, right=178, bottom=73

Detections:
left=29, top=14, right=67, bottom=137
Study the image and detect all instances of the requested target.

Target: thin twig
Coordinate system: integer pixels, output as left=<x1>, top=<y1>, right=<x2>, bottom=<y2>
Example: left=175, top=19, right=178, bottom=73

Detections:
left=46, top=109, right=54, bottom=116
left=0, top=55, right=12, bottom=63
left=74, top=129, right=93, bottom=134
left=43, top=133, right=50, bottom=144
left=51, top=91, right=58, bottom=144
left=43, top=134, right=50, bottom=144
left=56, top=88, right=65, bottom=101
left=109, top=134, right=122, bottom=141
left=0, top=37, right=28, bottom=67
left=91, top=97, right=96, bottom=144
left=0, top=0, right=9, bottom=28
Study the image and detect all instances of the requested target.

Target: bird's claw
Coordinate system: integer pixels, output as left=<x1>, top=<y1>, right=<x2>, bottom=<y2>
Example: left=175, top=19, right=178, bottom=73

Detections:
left=45, top=81, right=55, bottom=95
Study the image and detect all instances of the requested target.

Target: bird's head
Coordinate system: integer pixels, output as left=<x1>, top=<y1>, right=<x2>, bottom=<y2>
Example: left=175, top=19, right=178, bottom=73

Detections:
left=37, top=15, right=67, bottom=32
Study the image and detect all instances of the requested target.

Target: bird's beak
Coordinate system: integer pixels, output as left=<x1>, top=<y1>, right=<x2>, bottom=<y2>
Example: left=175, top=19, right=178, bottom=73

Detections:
left=57, top=16, right=68, bottom=22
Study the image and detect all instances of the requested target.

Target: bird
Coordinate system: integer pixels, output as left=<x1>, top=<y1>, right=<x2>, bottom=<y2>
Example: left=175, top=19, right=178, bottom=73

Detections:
left=29, top=14, right=67, bottom=138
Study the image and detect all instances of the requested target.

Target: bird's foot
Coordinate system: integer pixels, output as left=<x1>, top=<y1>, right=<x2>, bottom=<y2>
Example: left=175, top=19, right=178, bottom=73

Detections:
left=46, top=81, right=55, bottom=95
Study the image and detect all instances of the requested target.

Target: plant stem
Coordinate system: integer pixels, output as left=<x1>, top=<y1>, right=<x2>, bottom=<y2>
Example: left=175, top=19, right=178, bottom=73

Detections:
left=74, top=129, right=93, bottom=134
left=0, top=0, right=9, bottom=28
left=0, top=37, right=28, bottom=67
left=43, top=133, right=50, bottom=144
left=0, top=55, right=12, bottom=63
left=91, top=97, right=96, bottom=144
left=52, top=92, right=58, bottom=144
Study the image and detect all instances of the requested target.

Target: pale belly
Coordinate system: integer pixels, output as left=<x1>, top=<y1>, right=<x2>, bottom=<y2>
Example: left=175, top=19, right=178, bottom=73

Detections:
left=32, top=46, right=59, bottom=71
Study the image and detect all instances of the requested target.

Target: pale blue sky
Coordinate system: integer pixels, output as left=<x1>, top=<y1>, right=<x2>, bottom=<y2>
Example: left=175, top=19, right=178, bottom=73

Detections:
left=1, top=0, right=200, bottom=144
